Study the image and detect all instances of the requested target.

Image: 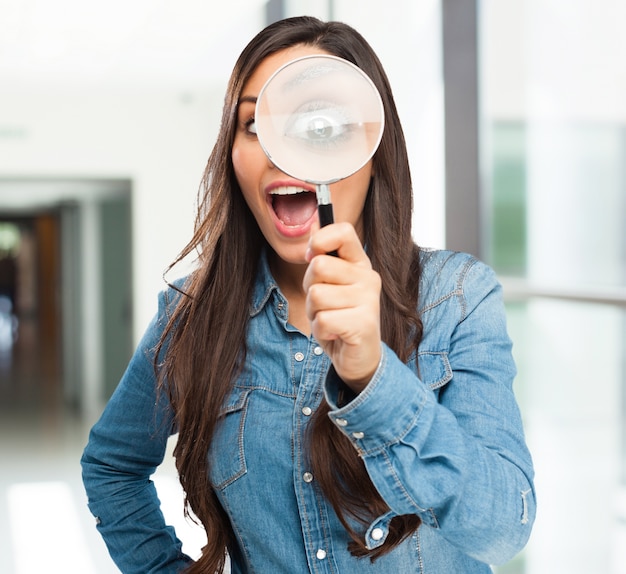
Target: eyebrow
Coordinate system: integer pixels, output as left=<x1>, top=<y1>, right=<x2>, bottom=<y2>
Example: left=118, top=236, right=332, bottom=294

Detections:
left=284, top=62, right=337, bottom=91
left=238, top=95, right=257, bottom=105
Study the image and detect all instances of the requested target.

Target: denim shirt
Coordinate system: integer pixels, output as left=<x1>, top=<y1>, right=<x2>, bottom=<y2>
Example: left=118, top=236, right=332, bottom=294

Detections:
left=81, top=249, right=535, bottom=573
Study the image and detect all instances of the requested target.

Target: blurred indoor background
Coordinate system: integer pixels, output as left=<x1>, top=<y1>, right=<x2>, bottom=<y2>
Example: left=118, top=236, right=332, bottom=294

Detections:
left=0, top=0, right=624, bottom=572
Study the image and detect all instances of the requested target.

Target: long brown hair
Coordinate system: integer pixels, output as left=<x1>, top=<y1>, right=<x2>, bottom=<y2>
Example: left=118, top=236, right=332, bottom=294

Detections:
left=157, top=16, right=423, bottom=572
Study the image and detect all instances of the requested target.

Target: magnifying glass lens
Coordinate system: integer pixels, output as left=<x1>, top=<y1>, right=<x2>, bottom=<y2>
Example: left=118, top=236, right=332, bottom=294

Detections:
left=255, top=55, right=384, bottom=185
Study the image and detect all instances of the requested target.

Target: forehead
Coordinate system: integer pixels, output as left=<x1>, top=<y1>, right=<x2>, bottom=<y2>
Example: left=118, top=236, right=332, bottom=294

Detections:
left=241, top=45, right=333, bottom=98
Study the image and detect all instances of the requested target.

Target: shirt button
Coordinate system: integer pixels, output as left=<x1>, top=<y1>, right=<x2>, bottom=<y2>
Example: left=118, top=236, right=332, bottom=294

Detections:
left=313, top=345, right=324, bottom=356
left=371, top=528, right=384, bottom=541
left=352, top=431, right=365, bottom=439
left=294, top=352, right=305, bottom=362
left=302, top=406, right=312, bottom=416
left=336, top=418, right=348, bottom=427
left=303, top=472, right=314, bottom=483
left=316, top=549, right=327, bottom=560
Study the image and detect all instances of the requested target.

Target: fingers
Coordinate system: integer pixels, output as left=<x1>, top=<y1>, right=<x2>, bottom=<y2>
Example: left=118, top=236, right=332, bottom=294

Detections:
left=305, top=280, right=380, bottom=322
left=309, top=302, right=382, bottom=391
left=302, top=222, right=382, bottom=390
left=303, top=221, right=379, bottom=324
left=302, top=254, right=362, bottom=292
left=303, top=222, right=371, bottom=291
left=306, top=221, right=370, bottom=265
left=308, top=302, right=380, bottom=344
left=305, top=279, right=381, bottom=348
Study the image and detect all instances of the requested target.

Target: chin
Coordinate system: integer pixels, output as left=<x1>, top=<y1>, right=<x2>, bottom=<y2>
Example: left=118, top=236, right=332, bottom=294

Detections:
left=271, top=244, right=308, bottom=266
left=281, top=252, right=308, bottom=266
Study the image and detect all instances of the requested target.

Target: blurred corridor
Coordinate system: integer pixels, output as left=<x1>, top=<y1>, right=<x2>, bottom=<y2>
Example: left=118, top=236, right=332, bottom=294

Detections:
left=0, top=208, right=204, bottom=573
left=0, top=214, right=119, bottom=573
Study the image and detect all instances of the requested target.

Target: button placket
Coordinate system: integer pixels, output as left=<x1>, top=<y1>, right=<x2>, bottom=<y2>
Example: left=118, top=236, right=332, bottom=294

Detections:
left=297, top=343, right=325, bottom=419
left=292, top=339, right=336, bottom=572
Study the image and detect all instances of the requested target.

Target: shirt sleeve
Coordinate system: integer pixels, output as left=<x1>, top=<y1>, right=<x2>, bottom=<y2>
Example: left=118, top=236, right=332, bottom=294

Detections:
left=324, top=259, right=536, bottom=565
left=81, top=292, right=193, bottom=573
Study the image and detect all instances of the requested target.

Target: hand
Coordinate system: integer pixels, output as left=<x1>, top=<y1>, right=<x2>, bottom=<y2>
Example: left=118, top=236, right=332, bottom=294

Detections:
left=303, top=222, right=382, bottom=393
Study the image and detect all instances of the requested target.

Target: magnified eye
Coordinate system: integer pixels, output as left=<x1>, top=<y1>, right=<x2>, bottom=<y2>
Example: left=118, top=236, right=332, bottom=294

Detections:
left=284, top=100, right=354, bottom=149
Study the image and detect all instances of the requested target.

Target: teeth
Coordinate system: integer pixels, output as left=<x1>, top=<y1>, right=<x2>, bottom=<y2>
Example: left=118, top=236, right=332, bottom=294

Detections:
left=269, top=186, right=308, bottom=196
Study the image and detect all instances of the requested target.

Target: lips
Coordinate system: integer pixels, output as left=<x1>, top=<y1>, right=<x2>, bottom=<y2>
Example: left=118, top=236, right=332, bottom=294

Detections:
left=266, top=183, right=318, bottom=237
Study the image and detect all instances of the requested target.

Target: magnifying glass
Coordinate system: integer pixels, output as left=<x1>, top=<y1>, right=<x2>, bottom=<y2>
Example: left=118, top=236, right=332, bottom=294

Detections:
left=255, top=54, right=385, bottom=239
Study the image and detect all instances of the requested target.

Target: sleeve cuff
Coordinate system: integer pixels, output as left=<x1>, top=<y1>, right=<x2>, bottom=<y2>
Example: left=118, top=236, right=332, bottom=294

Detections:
left=323, top=343, right=429, bottom=455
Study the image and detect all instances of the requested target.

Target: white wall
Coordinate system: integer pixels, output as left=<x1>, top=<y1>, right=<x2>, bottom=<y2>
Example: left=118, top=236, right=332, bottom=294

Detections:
left=482, top=2, right=626, bottom=572
left=482, top=0, right=626, bottom=123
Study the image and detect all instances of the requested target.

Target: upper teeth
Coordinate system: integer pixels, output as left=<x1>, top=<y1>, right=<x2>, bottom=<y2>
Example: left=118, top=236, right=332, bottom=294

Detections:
left=269, top=186, right=307, bottom=195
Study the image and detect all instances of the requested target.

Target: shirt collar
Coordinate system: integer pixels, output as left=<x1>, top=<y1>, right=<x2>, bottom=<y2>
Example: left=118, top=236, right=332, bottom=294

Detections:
left=249, top=248, right=281, bottom=317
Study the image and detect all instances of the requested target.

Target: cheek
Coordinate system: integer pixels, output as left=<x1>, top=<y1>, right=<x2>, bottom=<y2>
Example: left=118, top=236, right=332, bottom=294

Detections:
left=232, top=142, right=264, bottom=192
left=339, top=170, right=371, bottom=210
left=232, top=145, right=264, bottom=218
left=231, top=146, right=247, bottom=186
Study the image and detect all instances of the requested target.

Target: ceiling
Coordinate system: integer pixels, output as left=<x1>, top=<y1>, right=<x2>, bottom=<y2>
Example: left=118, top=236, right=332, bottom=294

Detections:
left=0, top=0, right=268, bottom=211
left=0, top=0, right=267, bottom=90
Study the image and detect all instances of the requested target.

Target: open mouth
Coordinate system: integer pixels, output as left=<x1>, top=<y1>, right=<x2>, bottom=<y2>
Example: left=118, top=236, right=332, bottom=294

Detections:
left=269, top=186, right=318, bottom=227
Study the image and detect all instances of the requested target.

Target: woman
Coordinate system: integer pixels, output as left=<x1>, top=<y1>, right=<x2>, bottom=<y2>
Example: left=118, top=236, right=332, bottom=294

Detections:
left=82, top=16, right=535, bottom=574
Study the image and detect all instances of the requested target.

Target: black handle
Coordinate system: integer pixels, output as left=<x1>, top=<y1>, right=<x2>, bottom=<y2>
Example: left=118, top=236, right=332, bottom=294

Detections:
left=317, top=203, right=338, bottom=257
left=318, top=203, right=334, bottom=227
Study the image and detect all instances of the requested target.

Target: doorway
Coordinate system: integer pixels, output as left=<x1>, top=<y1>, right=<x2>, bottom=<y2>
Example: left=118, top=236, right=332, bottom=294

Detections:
left=0, top=213, right=62, bottom=411
left=0, top=179, right=133, bottom=418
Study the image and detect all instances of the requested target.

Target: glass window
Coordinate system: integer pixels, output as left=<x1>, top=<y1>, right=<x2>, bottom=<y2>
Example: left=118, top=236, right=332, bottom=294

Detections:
left=480, top=2, right=626, bottom=572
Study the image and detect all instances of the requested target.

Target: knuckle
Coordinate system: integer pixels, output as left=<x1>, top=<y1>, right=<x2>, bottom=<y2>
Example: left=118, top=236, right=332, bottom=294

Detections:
left=308, top=254, right=326, bottom=275
left=307, top=283, right=323, bottom=306
left=337, top=221, right=353, bottom=235
left=313, top=310, right=332, bottom=332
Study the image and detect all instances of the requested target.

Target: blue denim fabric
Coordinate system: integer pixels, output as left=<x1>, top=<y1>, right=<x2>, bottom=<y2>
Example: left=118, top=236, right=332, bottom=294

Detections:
left=81, top=249, right=535, bottom=573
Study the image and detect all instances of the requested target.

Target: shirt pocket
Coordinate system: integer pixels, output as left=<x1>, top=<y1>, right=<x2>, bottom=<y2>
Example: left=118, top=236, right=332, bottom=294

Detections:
left=417, top=350, right=453, bottom=390
left=208, top=387, right=250, bottom=490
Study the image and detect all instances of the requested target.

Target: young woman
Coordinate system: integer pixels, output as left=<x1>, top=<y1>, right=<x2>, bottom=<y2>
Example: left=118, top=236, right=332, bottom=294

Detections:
left=82, top=16, right=535, bottom=574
